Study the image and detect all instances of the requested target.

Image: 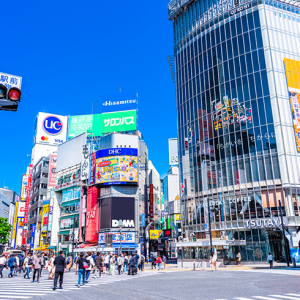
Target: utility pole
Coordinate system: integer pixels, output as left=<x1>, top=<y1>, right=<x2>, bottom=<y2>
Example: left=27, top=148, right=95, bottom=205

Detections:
left=279, top=200, right=289, bottom=267
left=207, top=198, right=213, bottom=254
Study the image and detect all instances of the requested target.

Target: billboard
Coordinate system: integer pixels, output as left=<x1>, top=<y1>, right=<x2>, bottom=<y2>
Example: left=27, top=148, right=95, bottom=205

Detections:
left=20, top=174, right=28, bottom=201
left=102, top=92, right=137, bottom=114
left=284, top=58, right=300, bottom=151
left=149, top=230, right=162, bottom=240
left=34, top=112, right=68, bottom=146
left=150, top=184, right=154, bottom=230
left=0, top=72, right=22, bottom=89
left=48, top=154, right=57, bottom=187
left=101, top=110, right=137, bottom=134
left=100, top=197, right=135, bottom=230
left=86, top=187, right=99, bottom=242
left=68, top=114, right=101, bottom=139
left=169, top=138, right=178, bottom=166
left=95, top=148, right=138, bottom=185
left=98, top=232, right=135, bottom=244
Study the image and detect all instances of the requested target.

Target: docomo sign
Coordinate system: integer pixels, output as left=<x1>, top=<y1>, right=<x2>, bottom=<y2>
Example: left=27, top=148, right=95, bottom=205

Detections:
left=22, top=164, right=33, bottom=245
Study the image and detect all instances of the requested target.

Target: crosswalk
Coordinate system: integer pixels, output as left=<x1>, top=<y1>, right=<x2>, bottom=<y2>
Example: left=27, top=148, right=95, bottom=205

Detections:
left=216, top=294, right=300, bottom=300
left=0, top=268, right=161, bottom=299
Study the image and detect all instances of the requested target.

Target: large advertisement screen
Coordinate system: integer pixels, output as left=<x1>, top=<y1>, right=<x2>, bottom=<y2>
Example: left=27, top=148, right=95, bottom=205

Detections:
left=168, top=138, right=178, bottom=166
left=284, top=58, right=300, bottom=151
left=68, top=114, right=101, bottom=139
left=95, top=148, right=138, bottom=185
left=101, top=110, right=137, bottom=134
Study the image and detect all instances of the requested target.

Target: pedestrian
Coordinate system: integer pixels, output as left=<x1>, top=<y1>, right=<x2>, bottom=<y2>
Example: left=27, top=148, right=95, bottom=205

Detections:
left=104, top=253, right=110, bottom=274
left=85, top=252, right=95, bottom=282
left=123, top=254, right=129, bottom=273
left=134, top=251, right=140, bottom=273
left=162, top=255, right=167, bottom=270
left=151, top=254, right=156, bottom=269
left=0, top=254, right=7, bottom=278
left=13, top=254, right=19, bottom=276
left=32, top=252, right=41, bottom=283
left=267, top=252, right=273, bottom=269
left=53, top=251, right=67, bottom=290
left=40, top=252, right=45, bottom=277
left=156, top=255, right=162, bottom=271
left=140, top=254, right=145, bottom=271
left=23, top=253, right=31, bottom=279
left=66, top=254, right=73, bottom=272
left=7, top=254, right=17, bottom=278
left=117, top=254, right=123, bottom=275
left=19, top=254, right=25, bottom=274
left=109, top=255, right=116, bottom=275
left=76, top=252, right=86, bottom=287
left=236, top=251, right=241, bottom=265
left=210, top=252, right=217, bottom=271
left=129, top=254, right=136, bottom=275
left=94, top=252, right=102, bottom=278
left=92, top=252, right=97, bottom=274
left=48, top=254, right=55, bottom=280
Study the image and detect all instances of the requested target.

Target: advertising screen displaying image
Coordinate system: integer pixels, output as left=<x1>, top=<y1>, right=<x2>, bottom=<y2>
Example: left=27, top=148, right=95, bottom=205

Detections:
left=95, top=148, right=138, bottom=185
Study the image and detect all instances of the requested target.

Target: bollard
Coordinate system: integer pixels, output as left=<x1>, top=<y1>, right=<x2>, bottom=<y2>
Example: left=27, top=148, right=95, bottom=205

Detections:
left=293, top=257, right=296, bottom=268
left=193, top=261, right=196, bottom=271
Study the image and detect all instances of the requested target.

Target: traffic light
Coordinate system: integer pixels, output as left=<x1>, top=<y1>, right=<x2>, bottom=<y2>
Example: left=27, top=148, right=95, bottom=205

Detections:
left=193, top=235, right=196, bottom=242
left=0, top=72, right=22, bottom=112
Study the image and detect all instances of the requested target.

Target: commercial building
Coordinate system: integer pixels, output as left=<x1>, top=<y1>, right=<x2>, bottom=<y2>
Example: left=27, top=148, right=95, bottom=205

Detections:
left=168, top=0, right=300, bottom=262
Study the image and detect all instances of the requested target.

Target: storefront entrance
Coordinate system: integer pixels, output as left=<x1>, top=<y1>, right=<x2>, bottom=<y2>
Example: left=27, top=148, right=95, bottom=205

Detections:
left=267, top=229, right=290, bottom=262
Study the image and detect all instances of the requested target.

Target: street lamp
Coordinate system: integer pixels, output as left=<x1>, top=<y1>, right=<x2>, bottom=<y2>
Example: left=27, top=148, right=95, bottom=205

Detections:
left=118, top=220, right=123, bottom=255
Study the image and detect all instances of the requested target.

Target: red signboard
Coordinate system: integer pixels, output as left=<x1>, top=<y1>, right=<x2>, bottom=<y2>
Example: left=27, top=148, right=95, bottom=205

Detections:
left=22, top=164, right=33, bottom=245
left=150, top=184, right=154, bottom=230
left=85, top=186, right=99, bottom=242
left=48, top=154, right=57, bottom=187
left=90, top=152, right=96, bottom=185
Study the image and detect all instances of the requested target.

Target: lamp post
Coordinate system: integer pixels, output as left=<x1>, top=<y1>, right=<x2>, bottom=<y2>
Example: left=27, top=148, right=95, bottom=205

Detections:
left=118, top=220, right=123, bottom=255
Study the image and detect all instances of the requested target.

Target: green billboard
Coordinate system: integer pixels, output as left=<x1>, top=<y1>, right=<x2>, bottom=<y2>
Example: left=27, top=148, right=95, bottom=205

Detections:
left=101, top=110, right=137, bottom=134
left=68, top=114, right=102, bottom=139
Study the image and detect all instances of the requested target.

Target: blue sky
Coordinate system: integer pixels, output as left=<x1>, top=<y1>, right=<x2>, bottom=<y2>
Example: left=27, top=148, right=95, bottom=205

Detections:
left=0, top=0, right=176, bottom=193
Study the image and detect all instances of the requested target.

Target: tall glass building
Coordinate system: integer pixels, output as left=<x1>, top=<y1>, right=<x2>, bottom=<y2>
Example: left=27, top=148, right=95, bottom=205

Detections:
left=168, top=0, right=300, bottom=262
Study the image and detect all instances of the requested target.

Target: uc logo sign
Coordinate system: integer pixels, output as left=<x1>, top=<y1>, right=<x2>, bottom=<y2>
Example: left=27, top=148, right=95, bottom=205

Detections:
left=43, top=116, right=63, bottom=135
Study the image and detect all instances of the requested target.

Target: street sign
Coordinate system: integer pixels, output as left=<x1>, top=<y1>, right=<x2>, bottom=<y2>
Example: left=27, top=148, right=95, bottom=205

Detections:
left=204, top=223, right=208, bottom=229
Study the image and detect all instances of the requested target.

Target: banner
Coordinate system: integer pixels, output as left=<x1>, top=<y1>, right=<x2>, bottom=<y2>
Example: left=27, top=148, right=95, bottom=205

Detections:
left=20, top=174, right=28, bottom=201
left=22, top=164, right=33, bottom=245
left=81, top=144, right=90, bottom=181
left=48, top=154, right=57, bottom=187
left=30, top=224, right=36, bottom=248
left=150, top=184, right=154, bottom=230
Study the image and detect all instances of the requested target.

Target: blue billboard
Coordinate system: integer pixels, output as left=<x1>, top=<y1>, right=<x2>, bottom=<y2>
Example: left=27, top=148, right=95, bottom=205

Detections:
left=96, top=148, right=138, bottom=159
left=102, top=92, right=137, bottom=114
left=30, top=224, right=36, bottom=248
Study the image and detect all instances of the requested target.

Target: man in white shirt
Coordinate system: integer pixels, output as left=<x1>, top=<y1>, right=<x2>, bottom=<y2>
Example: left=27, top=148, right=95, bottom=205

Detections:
left=23, top=253, right=32, bottom=279
left=13, top=255, right=20, bottom=276
left=104, top=254, right=110, bottom=274
left=117, top=254, right=123, bottom=275
left=0, top=255, right=7, bottom=278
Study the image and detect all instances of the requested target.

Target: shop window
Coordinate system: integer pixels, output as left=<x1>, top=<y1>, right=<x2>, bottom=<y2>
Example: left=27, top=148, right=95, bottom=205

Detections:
left=276, top=189, right=285, bottom=216
left=269, top=189, right=278, bottom=216
left=261, top=191, right=270, bottom=217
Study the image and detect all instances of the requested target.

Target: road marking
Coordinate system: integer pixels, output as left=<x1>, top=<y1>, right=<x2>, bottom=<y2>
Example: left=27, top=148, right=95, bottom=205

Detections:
left=235, top=298, right=253, bottom=300
left=0, top=296, right=30, bottom=299
left=0, top=293, right=47, bottom=296
left=254, top=297, right=283, bottom=300
left=270, top=296, right=300, bottom=300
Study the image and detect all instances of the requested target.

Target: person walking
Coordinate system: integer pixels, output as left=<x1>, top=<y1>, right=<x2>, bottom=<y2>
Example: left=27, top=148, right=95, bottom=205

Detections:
left=162, top=255, right=167, bottom=270
left=66, top=254, right=73, bottom=272
left=267, top=252, right=273, bottom=269
left=48, top=254, right=55, bottom=280
left=117, top=254, right=123, bottom=275
left=129, top=254, right=136, bottom=275
left=53, top=251, right=67, bottom=290
left=210, top=252, right=217, bottom=271
left=151, top=254, right=156, bottom=269
left=109, top=255, right=116, bottom=275
left=156, top=255, right=162, bottom=271
left=94, top=252, right=102, bottom=278
left=0, top=254, right=7, bottom=278
left=85, top=252, right=95, bottom=282
left=76, top=252, right=86, bottom=287
left=13, top=254, right=19, bottom=276
left=236, top=251, right=241, bottom=265
left=104, top=253, right=110, bottom=274
left=7, top=254, right=17, bottom=278
left=140, top=254, right=145, bottom=271
left=134, top=251, right=140, bottom=273
left=19, top=255, right=25, bottom=274
left=23, top=253, right=31, bottom=279
left=32, top=252, right=41, bottom=283
left=40, top=253, right=45, bottom=277
left=123, top=254, right=129, bottom=273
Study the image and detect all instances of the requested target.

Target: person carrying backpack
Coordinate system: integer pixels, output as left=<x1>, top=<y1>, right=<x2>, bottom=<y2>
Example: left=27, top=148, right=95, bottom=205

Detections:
left=123, top=255, right=129, bottom=273
left=7, top=254, right=17, bottom=278
left=23, top=253, right=32, bottom=279
left=32, top=253, right=42, bottom=283
left=76, top=252, right=86, bottom=287
left=85, top=252, right=95, bottom=282
left=66, top=254, right=73, bottom=272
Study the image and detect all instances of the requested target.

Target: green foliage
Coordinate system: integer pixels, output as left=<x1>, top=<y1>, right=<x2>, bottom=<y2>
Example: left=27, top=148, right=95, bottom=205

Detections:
left=0, top=217, right=12, bottom=244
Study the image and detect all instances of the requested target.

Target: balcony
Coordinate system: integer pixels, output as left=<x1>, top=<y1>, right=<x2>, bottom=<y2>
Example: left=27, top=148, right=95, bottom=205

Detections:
left=29, top=200, right=43, bottom=212
left=28, top=215, right=37, bottom=226
left=40, top=177, right=48, bottom=184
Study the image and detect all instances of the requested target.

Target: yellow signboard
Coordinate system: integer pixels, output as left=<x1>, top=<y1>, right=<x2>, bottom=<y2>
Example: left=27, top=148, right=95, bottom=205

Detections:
left=175, top=214, right=181, bottom=221
left=149, top=230, right=162, bottom=240
left=11, top=202, right=19, bottom=241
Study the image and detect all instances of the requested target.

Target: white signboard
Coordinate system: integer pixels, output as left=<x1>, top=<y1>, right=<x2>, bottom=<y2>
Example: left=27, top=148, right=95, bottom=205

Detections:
left=34, top=112, right=68, bottom=146
left=0, top=72, right=22, bottom=89
left=169, top=138, right=178, bottom=166
left=81, top=144, right=90, bottom=181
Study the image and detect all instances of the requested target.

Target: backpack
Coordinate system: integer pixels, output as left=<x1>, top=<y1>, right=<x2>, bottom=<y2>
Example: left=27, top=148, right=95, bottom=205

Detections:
left=140, top=256, right=145, bottom=262
left=124, top=258, right=128, bottom=264
left=28, top=258, right=33, bottom=266
left=67, top=257, right=70, bottom=264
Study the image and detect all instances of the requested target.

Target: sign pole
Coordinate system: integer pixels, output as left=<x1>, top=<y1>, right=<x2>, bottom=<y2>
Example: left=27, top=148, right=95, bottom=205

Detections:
left=207, top=198, right=213, bottom=254
left=279, top=200, right=289, bottom=267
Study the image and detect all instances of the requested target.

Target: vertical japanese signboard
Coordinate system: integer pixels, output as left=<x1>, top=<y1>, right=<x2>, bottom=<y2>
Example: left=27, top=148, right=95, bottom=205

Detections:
left=284, top=58, right=300, bottom=151
left=48, top=154, right=57, bottom=187
left=81, top=144, right=90, bottom=181
left=20, top=174, right=28, bottom=201
left=150, top=184, right=154, bottom=230
left=22, top=164, right=33, bottom=245
left=89, top=152, right=96, bottom=185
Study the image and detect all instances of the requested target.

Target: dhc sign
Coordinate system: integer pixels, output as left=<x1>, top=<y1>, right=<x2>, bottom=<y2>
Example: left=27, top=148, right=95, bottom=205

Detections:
left=244, top=218, right=287, bottom=229
left=43, top=116, right=63, bottom=135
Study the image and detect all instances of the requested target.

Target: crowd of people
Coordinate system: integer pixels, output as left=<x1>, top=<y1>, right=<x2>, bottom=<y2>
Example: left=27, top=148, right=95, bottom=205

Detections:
left=0, top=250, right=147, bottom=289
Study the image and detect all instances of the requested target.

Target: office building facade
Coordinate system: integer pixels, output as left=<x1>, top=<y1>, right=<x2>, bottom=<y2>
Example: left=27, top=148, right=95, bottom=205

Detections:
left=169, top=0, right=300, bottom=261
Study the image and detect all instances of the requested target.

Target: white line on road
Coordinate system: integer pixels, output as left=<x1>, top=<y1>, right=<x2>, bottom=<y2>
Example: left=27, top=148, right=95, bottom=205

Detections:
left=253, top=296, right=283, bottom=300
left=0, top=296, right=30, bottom=299
left=0, top=293, right=46, bottom=296
left=235, top=298, right=254, bottom=300
left=270, top=295, right=300, bottom=300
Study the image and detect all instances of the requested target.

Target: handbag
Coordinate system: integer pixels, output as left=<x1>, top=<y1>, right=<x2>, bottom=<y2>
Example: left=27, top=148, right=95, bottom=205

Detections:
left=83, top=261, right=89, bottom=269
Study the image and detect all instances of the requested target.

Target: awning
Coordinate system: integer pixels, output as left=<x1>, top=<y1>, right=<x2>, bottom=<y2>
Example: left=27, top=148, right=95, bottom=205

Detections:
left=48, top=246, right=57, bottom=249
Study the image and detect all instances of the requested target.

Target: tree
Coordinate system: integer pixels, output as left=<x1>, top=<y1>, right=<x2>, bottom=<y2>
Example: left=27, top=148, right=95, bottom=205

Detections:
left=0, top=217, right=12, bottom=245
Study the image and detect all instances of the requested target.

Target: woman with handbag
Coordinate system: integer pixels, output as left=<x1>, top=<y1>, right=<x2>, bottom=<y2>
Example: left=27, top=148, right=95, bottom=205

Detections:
left=76, top=252, right=87, bottom=287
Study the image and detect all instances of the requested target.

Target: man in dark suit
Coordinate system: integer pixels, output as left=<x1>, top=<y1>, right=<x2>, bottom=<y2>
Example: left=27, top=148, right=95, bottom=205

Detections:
left=53, top=251, right=66, bottom=290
